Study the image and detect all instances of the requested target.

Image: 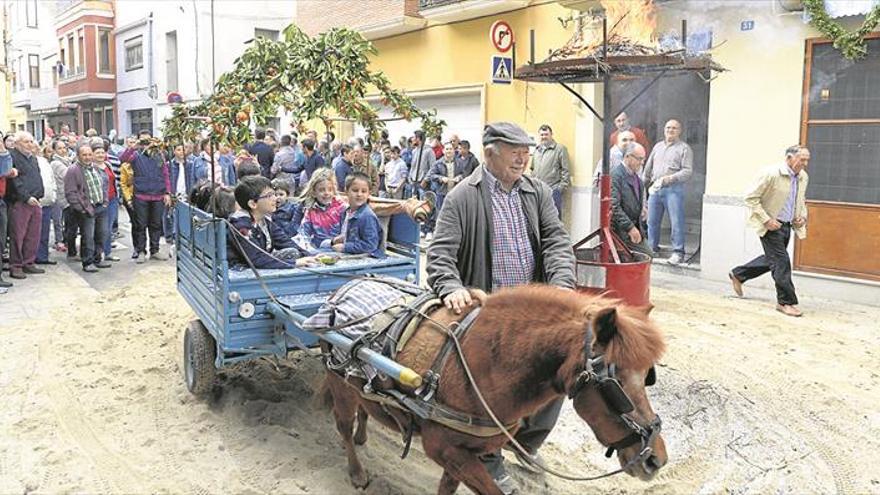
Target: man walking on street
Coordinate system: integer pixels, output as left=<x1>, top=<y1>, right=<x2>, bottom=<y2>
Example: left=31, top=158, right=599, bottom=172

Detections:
left=730, top=145, right=810, bottom=317
left=644, top=119, right=693, bottom=265
left=428, top=122, right=575, bottom=495
left=531, top=124, right=571, bottom=220
left=7, top=132, right=45, bottom=280
left=64, top=145, right=111, bottom=273
left=611, top=143, right=652, bottom=257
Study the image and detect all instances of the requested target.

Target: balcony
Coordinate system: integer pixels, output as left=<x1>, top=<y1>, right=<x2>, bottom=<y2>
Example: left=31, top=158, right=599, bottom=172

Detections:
left=58, top=65, right=86, bottom=83
left=30, top=87, right=61, bottom=114
left=418, top=0, right=531, bottom=23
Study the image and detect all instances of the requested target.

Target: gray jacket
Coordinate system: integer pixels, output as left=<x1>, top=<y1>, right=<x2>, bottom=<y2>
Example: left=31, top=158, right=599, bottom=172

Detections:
left=531, top=140, right=572, bottom=190
left=427, top=165, right=576, bottom=299
left=407, top=143, right=434, bottom=183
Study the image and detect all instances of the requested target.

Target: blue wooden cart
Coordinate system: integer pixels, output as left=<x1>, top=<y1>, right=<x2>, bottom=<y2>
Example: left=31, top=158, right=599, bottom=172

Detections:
left=175, top=202, right=425, bottom=395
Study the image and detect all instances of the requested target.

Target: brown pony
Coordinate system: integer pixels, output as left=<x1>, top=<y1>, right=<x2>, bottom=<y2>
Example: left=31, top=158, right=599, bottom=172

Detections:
left=322, top=284, right=667, bottom=495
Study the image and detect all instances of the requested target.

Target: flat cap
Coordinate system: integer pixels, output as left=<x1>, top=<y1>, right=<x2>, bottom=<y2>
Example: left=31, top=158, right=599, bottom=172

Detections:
left=482, top=122, right=534, bottom=147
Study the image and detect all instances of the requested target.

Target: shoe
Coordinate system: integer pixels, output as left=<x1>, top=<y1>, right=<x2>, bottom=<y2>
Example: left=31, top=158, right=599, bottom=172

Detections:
left=425, top=233, right=433, bottom=242
left=512, top=448, right=543, bottom=474
left=35, top=260, right=58, bottom=265
left=22, top=265, right=46, bottom=274
left=728, top=272, right=743, bottom=297
left=111, top=242, right=120, bottom=249
left=82, top=264, right=99, bottom=273
left=10, top=269, right=26, bottom=279
left=68, top=255, right=81, bottom=262
left=95, top=261, right=112, bottom=268
left=667, top=252, right=683, bottom=265
left=135, top=253, right=146, bottom=264
left=776, top=304, right=803, bottom=317
left=493, top=473, right=518, bottom=495
left=0, top=278, right=12, bottom=288
left=150, top=251, right=169, bottom=261
left=106, top=255, right=121, bottom=262
left=420, top=231, right=426, bottom=238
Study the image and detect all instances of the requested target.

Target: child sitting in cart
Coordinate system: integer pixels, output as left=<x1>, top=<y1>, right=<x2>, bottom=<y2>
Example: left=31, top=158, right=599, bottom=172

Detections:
left=298, top=168, right=346, bottom=250
left=270, top=178, right=304, bottom=238
left=330, top=172, right=385, bottom=258
left=227, top=176, right=318, bottom=269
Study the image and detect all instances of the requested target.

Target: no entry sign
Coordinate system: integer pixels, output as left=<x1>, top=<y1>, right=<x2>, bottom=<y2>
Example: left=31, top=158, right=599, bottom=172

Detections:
left=490, top=20, right=514, bottom=53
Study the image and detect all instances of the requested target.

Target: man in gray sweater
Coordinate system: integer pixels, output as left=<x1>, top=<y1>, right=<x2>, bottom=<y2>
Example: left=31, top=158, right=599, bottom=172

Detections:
left=427, top=121, right=575, bottom=494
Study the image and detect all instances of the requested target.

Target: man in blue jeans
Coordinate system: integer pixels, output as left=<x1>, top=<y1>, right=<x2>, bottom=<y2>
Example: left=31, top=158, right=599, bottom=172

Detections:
left=643, top=119, right=693, bottom=265
left=531, top=124, right=571, bottom=221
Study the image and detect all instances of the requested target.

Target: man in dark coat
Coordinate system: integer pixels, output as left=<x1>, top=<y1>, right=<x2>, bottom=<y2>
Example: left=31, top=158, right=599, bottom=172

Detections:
left=610, top=142, right=653, bottom=257
left=426, top=121, right=575, bottom=494
left=6, top=132, right=45, bottom=279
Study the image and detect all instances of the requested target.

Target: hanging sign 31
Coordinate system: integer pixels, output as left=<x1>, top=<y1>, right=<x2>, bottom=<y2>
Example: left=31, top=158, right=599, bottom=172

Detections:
left=490, top=20, right=514, bottom=53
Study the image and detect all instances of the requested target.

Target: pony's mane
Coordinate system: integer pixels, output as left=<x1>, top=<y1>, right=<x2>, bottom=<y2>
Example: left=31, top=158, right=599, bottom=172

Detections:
left=486, top=285, right=665, bottom=370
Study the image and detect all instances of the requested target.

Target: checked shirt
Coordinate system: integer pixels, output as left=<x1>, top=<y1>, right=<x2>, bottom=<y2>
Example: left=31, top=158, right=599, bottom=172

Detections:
left=82, top=164, right=105, bottom=206
left=484, top=168, right=535, bottom=290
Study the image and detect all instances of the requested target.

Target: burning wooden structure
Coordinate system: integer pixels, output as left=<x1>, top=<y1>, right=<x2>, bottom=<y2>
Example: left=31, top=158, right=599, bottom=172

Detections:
left=515, top=1, right=726, bottom=304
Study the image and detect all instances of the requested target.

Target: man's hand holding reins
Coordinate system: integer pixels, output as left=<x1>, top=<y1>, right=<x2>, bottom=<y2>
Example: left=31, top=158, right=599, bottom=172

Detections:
left=444, top=288, right=473, bottom=314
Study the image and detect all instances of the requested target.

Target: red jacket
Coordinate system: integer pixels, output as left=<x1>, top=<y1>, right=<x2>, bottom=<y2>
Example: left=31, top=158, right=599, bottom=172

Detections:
left=0, top=177, right=6, bottom=198
left=103, top=163, right=117, bottom=200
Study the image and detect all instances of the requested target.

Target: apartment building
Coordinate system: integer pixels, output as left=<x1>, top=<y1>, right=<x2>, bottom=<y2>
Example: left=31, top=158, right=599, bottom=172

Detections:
left=114, top=1, right=292, bottom=136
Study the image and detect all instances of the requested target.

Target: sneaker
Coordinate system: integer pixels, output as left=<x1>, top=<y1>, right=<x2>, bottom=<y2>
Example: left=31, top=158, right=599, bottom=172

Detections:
left=95, top=260, right=112, bottom=268
left=111, top=242, right=120, bottom=249
left=134, top=252, right=146, bottom=264
left=150, top=251, right=169, bottom=261
left=493, top=473, right=518, bottom=495
left=0, top=278, right=12, bottom=288
left=425, top=232, right=434, bottom=242
left=82, top=264, right=99, bottom=273
left=105, top=255, right=121, bottom=262
left=22, top=265, right=46, bottom=274
left=667, top=252, right=683, bottom=265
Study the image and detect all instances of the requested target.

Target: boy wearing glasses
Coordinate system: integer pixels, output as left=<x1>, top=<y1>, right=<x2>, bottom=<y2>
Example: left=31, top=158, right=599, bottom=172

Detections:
left=227, top=176, right=317, bottom=269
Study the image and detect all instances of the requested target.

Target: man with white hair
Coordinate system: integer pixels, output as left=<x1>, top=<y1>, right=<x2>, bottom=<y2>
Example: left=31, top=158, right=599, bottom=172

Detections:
left=611, top=142, right=652, bottom=257
left=6, top=132, right=45, bottom=279
left=428, top=121, right=575, bottom=494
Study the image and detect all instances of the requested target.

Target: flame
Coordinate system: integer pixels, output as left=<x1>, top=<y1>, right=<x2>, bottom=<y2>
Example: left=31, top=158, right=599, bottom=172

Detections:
left=600, top=0, right=657, bottom=48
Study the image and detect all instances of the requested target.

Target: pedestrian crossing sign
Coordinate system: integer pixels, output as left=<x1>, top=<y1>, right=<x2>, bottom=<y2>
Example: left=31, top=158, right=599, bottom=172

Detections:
left=491, top=56, right=513, bottom=84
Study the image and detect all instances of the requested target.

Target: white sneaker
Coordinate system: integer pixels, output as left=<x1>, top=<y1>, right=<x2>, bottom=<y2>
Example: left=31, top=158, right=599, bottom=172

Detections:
left=425, top=233, right=433, bottom=242
left=667, top=252, right=683, bottom=265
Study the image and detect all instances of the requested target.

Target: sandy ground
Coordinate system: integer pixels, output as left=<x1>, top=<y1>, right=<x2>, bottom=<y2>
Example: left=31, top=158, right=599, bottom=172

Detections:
left=1, top=262, right=879, bottom=494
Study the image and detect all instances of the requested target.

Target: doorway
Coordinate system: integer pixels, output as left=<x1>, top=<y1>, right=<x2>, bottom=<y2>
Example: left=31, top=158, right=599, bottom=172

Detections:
left=610, top=71, right=711, bottom=264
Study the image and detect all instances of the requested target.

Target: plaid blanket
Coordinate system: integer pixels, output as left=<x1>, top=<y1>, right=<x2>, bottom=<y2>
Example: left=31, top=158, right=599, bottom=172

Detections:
left=304, top=278, right=423, bottom=377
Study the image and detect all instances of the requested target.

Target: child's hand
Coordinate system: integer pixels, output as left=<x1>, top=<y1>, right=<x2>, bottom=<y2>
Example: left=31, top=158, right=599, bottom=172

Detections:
left=332, top=235, right=344, bottom=244
left=332, top=243, right=344, bottom=253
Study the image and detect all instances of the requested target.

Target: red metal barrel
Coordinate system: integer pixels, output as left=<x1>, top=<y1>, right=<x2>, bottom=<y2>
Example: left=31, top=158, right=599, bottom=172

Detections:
left=574, top=246, right=651, bottom=307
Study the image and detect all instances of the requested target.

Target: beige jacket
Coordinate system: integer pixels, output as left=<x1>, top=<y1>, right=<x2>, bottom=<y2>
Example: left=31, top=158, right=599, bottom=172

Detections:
left=744, top=164, right=809, bottom=239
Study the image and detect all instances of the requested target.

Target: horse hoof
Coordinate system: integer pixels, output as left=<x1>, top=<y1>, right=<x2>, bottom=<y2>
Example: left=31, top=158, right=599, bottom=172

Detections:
left=354, top=432, right=367, bottom=445
left=350, top=470, right=370, bottom=489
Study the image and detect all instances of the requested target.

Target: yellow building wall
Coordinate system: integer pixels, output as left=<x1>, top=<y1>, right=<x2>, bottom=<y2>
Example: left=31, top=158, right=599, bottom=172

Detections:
left=369, top=2, right=593, bottom=185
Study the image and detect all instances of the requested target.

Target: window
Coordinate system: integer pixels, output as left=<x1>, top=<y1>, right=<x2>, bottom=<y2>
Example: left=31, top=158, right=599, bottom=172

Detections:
left=98, top=28, right=112, bottom=74
left=254, top=28, right=279, bottom=41
left=93, top=110, right=103, bottom=135
left=129, top=109, right=153, bottom=135
left=105, top=108, right=114, bottom=133
left=67, top=35, right=75, bottom=71
left=82, top=111, right=91, bottom=133
left=28, top=54, right=39, bottom=88
left=16, top=56, right=24, bottom=91
left=166, top=31, right=178, bottom=92
left=77, top=29, right=85, bottom=73
left=125, top=36, right=144, bottom=71
left=802, top=37, right=880, bottom=205
left=26, top=0, right=37, bottom=28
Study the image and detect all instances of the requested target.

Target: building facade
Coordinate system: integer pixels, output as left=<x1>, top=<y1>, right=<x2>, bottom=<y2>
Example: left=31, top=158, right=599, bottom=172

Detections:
left=114, top=1, right=292, bottom=137
left=297, top=0, right=880, bottom=306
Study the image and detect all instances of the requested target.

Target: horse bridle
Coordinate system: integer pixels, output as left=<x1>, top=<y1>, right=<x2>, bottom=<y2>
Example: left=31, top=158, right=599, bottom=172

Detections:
left=567, top=323, right=663, bottom=472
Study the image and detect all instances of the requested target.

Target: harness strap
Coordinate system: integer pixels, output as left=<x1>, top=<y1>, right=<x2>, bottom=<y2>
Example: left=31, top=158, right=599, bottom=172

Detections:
left=382, top=291, right=437, bottom=359
left=428, top=306, right=482, bottom=380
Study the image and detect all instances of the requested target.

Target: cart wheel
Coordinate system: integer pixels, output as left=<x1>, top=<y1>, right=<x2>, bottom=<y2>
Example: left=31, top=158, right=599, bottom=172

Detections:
left=184, top=319, right=216, bottom=396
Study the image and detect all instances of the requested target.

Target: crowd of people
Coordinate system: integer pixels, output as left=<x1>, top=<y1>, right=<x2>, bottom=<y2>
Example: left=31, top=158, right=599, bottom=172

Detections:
left=0, top=121, right=573, bottom=291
